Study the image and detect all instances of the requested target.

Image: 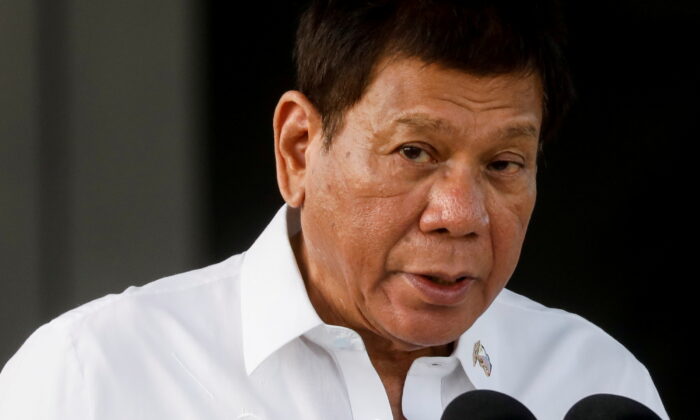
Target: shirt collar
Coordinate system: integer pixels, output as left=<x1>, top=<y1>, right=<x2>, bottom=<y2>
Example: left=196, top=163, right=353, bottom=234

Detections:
left=240, top=203, right=505, bottom=387
left=240, top=204, right=323, bottom=375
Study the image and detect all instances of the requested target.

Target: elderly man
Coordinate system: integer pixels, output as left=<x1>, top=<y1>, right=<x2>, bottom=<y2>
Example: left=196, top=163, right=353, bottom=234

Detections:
left=0, top=1, right=668, bottom=419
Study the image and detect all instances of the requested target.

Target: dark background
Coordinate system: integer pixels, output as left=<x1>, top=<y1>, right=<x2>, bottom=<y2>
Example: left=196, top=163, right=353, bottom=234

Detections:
left=2, top=1, right=696, bottom=418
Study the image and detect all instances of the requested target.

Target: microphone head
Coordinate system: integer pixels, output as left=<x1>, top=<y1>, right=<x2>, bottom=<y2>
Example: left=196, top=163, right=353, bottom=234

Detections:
left=441, top=389, right=537, bottom=420
left=563, top=393, right=661, bottom=420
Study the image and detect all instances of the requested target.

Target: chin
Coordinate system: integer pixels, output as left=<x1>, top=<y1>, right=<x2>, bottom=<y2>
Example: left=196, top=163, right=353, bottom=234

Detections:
left=383, top=310, right=472, bottom=349
left=391, top=330, right=461, bottom=351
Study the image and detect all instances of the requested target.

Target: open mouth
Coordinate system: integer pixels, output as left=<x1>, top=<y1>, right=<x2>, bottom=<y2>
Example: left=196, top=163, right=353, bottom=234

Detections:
left=424, top=275, right=469, bottom=285
left=403, top=272, right=475, bottom=305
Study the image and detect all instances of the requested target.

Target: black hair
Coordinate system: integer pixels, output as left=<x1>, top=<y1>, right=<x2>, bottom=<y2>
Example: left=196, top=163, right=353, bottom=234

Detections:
left=294, top=0, right=574, bottom=151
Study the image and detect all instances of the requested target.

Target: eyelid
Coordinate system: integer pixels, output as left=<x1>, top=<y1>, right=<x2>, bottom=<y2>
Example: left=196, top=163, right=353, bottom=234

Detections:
left=397, top=143, right=437, bottom=164
left=488, top=159, right=526, bottom=176
left=400, top=141, right=436, bottom=153
left=495, top=150, right=527, bottom=165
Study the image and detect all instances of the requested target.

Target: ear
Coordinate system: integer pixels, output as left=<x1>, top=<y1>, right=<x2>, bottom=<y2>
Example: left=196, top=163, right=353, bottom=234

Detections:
left=273, top=90, right=323, bottom=208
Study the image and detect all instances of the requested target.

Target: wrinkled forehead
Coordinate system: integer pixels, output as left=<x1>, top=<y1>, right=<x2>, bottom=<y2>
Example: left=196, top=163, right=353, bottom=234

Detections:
left=354, top=57, right=544, bottom=138
left=369, top=54, right=544, bottom=102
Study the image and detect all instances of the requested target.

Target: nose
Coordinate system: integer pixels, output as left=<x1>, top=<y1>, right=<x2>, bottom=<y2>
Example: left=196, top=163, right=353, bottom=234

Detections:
left=418, top=167, right=490, bottom=238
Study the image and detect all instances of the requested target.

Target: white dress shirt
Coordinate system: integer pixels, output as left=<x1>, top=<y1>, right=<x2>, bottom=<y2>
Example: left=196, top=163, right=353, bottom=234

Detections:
left=0, top=204, right=669, bottom=420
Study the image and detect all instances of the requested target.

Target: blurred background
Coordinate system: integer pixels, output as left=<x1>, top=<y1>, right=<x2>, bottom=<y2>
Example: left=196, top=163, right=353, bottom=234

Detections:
left=1, top=0, right=696, bottom=417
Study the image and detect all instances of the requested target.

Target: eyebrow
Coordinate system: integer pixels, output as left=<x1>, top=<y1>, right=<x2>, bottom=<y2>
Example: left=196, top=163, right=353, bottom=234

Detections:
left=393, top=113, right=539, bottom=142
left=496, top=124, right=539, bottom=142
left=394, top=114, right=457, bottom=134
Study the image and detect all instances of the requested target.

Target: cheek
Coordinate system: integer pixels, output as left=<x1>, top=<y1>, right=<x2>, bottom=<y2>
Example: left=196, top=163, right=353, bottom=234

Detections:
left=315, top=146, right=428, bottom=227
left=487, top=187, right=536, bottom=281
left=306, top=151, right=431, bottom=279
left=335, top=134, right=426, bottom=199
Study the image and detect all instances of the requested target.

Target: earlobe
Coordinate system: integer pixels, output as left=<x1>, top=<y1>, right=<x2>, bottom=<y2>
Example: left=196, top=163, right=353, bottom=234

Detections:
left=273, top=90, right=321, bottom=208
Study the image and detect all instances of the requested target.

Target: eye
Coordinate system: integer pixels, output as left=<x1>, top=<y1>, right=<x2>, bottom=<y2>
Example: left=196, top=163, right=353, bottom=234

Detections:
left=398, top=145, right=433, bottom=164
left=488, top=160, right=524, bottom=175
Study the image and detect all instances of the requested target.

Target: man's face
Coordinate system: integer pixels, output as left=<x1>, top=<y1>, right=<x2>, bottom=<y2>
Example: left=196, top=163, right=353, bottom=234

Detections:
left=297, top=57, right=542, bottom=350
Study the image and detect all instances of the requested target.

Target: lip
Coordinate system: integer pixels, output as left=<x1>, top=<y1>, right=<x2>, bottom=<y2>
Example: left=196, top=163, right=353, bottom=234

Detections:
left=402, top=272, right=476, bottom=306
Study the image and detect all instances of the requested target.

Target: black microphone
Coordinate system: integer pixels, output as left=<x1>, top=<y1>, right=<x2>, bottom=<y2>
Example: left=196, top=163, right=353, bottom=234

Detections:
left=441, top=389, right=538, bottom=420
left=563, top=393, right=661, bottom=420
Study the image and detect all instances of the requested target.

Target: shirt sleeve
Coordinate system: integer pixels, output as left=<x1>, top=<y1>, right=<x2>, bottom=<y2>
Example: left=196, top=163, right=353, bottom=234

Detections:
left=0, top=321, right=92, bottom=420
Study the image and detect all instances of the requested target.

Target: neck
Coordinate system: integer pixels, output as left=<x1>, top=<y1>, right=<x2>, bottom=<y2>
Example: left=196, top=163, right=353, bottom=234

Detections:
left=291, top=230, right=454, bottom=419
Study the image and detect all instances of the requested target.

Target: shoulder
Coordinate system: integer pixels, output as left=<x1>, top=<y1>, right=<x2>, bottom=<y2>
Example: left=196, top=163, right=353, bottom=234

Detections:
left=485, top=288, right=668, bottom=419
left=0, top=253, right=246, bottom=419
left=489, top=288, right=645, bottom=377
left=50, top=252, right=244, bottom=334
left=0, top=310, right=87, bottom=419
left=492, top=288, right=636, bottom=365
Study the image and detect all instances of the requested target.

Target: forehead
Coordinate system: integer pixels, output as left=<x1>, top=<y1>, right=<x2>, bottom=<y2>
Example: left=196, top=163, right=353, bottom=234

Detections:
left=351, top=57, right=543, bottom=139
